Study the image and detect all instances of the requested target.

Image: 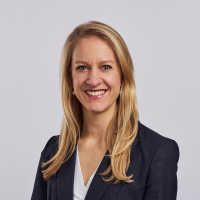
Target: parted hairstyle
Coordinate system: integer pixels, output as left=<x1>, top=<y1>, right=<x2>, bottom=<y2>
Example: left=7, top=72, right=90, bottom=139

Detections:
left=42, top=21, right=139, bottom=184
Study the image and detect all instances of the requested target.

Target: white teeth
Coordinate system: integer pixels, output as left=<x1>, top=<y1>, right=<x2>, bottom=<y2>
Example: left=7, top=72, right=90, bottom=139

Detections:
left=86, top=90, right=106, bottom=96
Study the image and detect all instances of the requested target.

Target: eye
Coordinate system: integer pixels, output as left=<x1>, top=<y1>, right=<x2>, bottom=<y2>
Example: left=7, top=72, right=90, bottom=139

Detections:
left=77, top=65, right=87, bottom=70
left=102, top=65, right=112, bottom=70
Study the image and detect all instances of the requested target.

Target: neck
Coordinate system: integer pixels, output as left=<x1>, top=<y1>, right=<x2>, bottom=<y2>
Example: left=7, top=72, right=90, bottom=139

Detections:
left=81, top=104, right=117, bottom=144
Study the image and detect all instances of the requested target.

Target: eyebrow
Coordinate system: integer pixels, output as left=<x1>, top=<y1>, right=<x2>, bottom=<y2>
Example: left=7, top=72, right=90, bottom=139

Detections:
left=75, top=60, right=114, bottom=65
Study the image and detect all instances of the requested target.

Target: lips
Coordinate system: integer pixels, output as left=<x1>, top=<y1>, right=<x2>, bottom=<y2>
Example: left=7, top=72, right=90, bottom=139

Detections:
left=84, top=90, right=107, bottom=99
left=86, top=90, right=106, bottom=96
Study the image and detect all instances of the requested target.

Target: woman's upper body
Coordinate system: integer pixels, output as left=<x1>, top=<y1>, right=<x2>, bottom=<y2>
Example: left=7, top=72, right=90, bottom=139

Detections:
left=31, top=21, right=179, bottom=200
left=31, top=121, right=179, bottom=200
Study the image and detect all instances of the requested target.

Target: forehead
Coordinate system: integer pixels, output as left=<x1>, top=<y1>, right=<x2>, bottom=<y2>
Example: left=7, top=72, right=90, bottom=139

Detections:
left=72, top=37, right=117, bottom=62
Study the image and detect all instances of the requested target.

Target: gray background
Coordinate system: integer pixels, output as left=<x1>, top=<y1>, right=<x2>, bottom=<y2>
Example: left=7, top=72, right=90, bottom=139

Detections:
left=0, top=1, right=199, bottom=199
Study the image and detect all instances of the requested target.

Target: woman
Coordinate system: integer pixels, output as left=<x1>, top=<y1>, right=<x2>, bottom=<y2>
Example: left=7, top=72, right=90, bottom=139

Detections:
left=31, top=21, right=179, bottom=200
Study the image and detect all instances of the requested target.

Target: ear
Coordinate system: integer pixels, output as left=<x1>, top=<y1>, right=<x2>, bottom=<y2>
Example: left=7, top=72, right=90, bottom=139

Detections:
left=120, top=74, right=124, bottom=87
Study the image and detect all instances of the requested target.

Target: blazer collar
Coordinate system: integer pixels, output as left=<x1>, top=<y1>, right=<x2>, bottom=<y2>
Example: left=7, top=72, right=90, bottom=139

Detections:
left=57, top=122, right=140, bottom=200
left=130, top=121, right=140, bottom=154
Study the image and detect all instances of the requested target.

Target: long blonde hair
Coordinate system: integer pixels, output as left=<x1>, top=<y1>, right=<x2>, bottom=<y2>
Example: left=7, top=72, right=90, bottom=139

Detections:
left=42, top=21, right=139, bottom=184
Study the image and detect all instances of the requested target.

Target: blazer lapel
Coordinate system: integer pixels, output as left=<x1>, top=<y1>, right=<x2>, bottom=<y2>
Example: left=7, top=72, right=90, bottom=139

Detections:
left=85, top=136, right=139, bottom=200
left=57, top=147, right=77, bottom=200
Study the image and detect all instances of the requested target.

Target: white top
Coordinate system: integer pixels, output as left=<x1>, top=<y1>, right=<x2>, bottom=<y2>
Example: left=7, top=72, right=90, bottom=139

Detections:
left=73, top=146, right=101, bottom=200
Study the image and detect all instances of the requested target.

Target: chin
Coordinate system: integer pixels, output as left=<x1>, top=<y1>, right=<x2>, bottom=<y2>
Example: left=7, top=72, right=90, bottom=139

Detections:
left=84, top=103, right=108, bottom=114
left=88, top=107, right=107, bottom=114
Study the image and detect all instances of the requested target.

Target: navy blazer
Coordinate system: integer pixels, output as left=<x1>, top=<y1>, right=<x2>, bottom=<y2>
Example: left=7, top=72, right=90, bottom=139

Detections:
left=31, top=122, right=179, bottom=200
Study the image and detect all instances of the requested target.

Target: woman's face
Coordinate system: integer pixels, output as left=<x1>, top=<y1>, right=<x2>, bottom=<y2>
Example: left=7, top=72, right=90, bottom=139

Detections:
left=71, top=36, right=121, bottom=114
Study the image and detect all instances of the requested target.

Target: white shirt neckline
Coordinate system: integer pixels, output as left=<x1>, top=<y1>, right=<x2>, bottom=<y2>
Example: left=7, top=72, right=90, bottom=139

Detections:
left=73, top=146, right=102, bottom=200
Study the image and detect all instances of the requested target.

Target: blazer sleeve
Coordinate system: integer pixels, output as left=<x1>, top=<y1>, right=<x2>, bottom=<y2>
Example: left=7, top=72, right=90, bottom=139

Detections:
left=143, top=139, right=180, bottom=200
left=31, top=136, right=57, bottom=200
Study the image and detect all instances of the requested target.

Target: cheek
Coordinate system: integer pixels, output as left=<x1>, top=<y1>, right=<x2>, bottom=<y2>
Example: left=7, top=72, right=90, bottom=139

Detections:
left=72, top=78, right=79, bottom=91
left=72, top=74, right=85, bottom=91
left=109, top=72, right=121, bottom=88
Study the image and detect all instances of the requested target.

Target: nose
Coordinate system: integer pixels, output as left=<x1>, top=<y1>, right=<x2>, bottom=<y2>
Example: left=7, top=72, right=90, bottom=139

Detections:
left=87, top=68, right=102, bottom=87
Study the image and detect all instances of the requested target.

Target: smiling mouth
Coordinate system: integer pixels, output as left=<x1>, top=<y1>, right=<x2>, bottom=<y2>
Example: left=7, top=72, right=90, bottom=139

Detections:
left=85, top=90, right=107, bottom=96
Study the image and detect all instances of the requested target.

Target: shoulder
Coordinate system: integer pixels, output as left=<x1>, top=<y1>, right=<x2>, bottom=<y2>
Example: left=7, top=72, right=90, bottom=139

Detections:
left=41, top=135, right=59, bottom=162
left=136, top=122, right=179, bottom=161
